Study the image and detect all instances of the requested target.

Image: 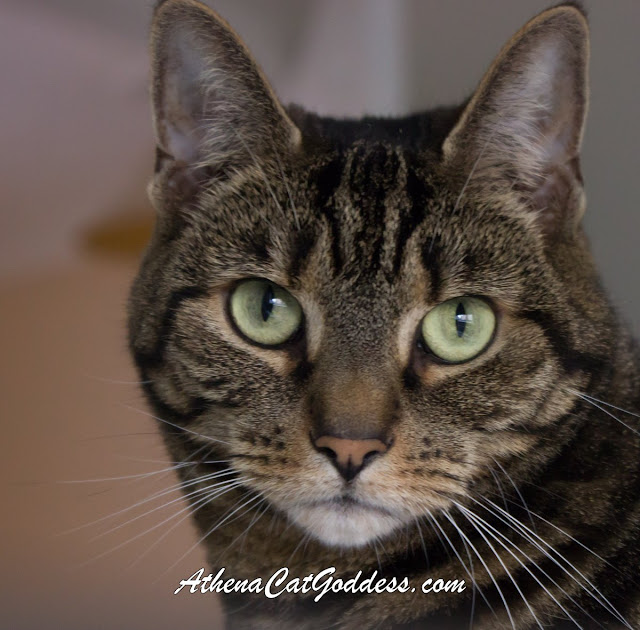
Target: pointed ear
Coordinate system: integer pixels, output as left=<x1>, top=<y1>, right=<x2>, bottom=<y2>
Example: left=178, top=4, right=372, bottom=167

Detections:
left=442, top=5, right=589, bottom=237
left=150, top=0, right=300, bottom=185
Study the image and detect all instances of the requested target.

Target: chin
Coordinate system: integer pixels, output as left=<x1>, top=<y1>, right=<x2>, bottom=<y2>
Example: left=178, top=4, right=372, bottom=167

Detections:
left=288, top=502, right=406, bottom=548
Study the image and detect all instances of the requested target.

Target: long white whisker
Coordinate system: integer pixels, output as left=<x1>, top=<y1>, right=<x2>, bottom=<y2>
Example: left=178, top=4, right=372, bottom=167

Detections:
left=120, top=402, right=231, bottom=445
left=157, top=487, right=261, bottom=581
left=57, top=463, right=194, bottom=484
left=477, top=496, right=632, bottom=629
left=128, top=482, right=254, bottom=571
left=569, top=390, right=640, bottom=437
left=413, top=516, right=430, bottom=569
left=467, top=498, right=609, bottom=629
left=456, top=502, right=584, bottom=628
left=441, top=509, right=516, bottom=630
left=488, top=466, right=510, bottom=513
left=75, top=480, right=244, bottom=569
left=89, top=475, right=239, bottom=542
left=490, top=457, right=537, bottom=533
left=60, top=468, right=237, bottom=536
left=568, top=389, right=640, bottom=420
left=453, top=505, right=544, bottom=630
left=83, top=373, right=154, bottom=386
left=425, top=512, right=495, bottom=624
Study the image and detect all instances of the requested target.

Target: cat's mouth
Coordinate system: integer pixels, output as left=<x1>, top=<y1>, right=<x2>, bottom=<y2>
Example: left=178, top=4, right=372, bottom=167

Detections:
left=308, top=494, right=397, bottom=517
left=287, top=495, right=406, bottom=548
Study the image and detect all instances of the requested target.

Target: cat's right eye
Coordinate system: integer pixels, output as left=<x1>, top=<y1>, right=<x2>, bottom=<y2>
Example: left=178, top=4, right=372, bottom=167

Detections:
left=229, top=279, right=302, bottom=347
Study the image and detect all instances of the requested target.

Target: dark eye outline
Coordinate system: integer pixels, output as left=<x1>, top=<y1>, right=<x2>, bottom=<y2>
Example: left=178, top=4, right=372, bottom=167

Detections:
left=417, top=295, right=499, bottom=365
left=225, top=278, right=305, bottom=350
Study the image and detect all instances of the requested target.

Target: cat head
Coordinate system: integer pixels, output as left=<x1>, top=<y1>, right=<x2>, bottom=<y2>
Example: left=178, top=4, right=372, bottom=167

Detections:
left=129, top=0, right=613, bottom=549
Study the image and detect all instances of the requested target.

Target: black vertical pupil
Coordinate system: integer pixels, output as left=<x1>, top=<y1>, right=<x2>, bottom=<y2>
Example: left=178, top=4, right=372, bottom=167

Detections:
left=455, top=301, right=466, bottom=338
left=261, top=284, right=275, bottom=322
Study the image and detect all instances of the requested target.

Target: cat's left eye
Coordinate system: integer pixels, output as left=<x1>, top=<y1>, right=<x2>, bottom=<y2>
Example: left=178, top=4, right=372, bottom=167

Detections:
left=421, top=296, right=496, bottom=363
left=229, top=279, right=302, bottom=347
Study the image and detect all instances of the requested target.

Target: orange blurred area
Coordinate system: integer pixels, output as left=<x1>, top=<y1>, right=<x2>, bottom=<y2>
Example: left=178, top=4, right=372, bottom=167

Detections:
left=0, top=259, right=222, bottom=629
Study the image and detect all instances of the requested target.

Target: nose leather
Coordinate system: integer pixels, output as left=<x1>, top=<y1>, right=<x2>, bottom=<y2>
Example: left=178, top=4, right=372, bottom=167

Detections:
left=314, top=435, right=388, bottom=482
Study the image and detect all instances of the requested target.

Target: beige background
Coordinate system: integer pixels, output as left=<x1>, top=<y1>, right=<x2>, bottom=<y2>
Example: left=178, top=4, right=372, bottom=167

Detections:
left=1, top=1, right=639, bottom=629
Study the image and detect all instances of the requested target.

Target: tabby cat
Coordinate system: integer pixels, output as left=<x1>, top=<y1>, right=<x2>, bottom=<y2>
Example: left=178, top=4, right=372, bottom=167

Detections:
left=128, top=1, right=640, bottom=628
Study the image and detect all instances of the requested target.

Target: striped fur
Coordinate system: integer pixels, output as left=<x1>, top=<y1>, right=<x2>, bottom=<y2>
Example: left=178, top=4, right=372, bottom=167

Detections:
left=128, top=2, right=640, bottom=628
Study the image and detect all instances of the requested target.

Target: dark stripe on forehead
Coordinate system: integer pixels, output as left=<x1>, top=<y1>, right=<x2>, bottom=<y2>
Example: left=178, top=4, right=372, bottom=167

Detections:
left=309, top=154, right=346, bottom=273
left=394, top=154, right=435, bottom=277
left=346, top=143, right=401, bottom=278
left=363, top=146, right=400, bottom=276
left=347, top=143, right=368, bottom=191
left=350, top=144, right=400, bottom=195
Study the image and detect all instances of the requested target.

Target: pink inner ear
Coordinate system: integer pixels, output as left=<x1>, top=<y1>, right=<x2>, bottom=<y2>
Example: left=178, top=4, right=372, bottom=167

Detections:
left=158, top=32, right=210, bottom=162
left=447, top=19, right=587, bottom=222
left=165, top=120, right=200, bottom=163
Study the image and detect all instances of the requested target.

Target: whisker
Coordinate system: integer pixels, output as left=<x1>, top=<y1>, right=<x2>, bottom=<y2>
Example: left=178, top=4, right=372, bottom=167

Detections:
left=568, top=389, right=640, bottom=420
left=60, top=468, right=237, bottom=536
left=83, top=374, right=154, bottom=386
left=456, top=501, right=584, bottom=629
left=441, top=509, right=516, bottom=630
left=57, top=463, right=194, bottom=484
left=490, top=457, right=537, bottom=533
left=464, top=498, right=608, bottom=629
left=158, top=486, right=261, bottom=581
left=272, top=148, right=300, bottom=230
left=75, top=480, right=244, bottom=570
left=236, top=500, right=270, bottom=554
left=482, top=494, right=613, bottom=571
left=128, top=482, right=254, bottom=571
left=413, top=516, right=430, bottom=570
left=421, top=513, right=452, bottom=561
left=88, top=476, right=239, bottom=542
left=476, top=496, right=632, bottom=628
left=425, top=511, right=495, bottom=624
left=284, top=525, right=311, bottom=567
left=453, top=505, right=544, bottom=630
left=78, top=432, right=158, bottom=441
left=568, top=390, right=640, bottom=437
left=120, top=402, right=231, bottom=446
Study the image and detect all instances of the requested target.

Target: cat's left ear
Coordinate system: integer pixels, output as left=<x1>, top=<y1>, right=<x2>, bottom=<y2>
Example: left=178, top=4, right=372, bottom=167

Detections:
left=442, top=5, right=589, bottom=237
left=150, top=0, right=300, bottom=187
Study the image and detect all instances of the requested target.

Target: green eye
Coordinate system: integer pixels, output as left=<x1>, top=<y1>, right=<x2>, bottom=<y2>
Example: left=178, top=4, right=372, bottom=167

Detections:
left=229, top=279, right=302, bottom=346
left=421, top=297, right=496, bottom=363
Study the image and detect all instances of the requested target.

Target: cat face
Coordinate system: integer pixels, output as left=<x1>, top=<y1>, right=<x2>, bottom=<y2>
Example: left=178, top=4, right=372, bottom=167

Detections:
left=129, top=1, right=610, bottom=550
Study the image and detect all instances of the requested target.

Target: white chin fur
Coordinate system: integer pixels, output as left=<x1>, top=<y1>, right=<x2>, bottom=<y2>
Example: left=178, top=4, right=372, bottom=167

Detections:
left=288, top=504, right=404, bottom=548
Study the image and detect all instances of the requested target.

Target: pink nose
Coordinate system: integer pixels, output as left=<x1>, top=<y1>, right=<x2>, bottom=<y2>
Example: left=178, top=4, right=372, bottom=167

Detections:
left=314, top=435, right=389, bottom=482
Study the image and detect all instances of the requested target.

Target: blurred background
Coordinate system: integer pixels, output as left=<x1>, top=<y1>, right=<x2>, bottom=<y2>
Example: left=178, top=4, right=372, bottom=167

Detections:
left=2, top=1, right=639, bottom=628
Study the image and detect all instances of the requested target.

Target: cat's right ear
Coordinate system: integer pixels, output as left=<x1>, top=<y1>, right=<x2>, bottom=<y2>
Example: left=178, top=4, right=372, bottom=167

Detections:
left=150, top=0, right=300, bottom=196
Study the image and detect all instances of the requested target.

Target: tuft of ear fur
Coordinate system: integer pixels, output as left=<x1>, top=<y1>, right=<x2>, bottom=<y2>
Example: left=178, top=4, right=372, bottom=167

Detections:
left=442, top=4, right=589, bottom=237
left=150, top=0, right=300, bottom=186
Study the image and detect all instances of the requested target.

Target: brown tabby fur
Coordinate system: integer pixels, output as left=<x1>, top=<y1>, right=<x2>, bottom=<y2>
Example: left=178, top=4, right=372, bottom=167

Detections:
left=128, top=1, right=640, bottom=628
